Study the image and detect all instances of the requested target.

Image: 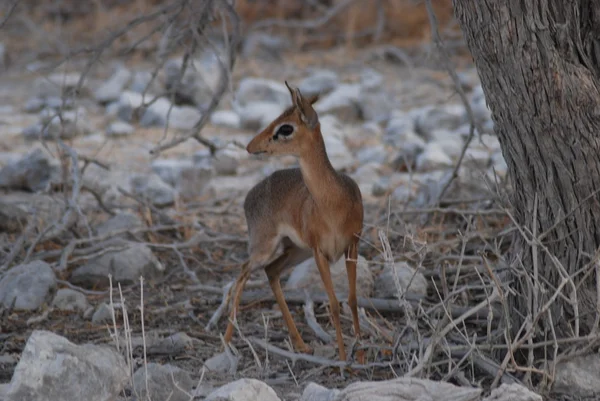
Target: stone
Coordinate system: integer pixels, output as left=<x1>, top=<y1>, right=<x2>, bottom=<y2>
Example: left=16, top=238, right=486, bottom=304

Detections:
left=205, top=378, right=281, bottom=401
left=484, top=383, right=542, bottom=401
left=94, top=66, right=132, bottom=104
left=299, top=382, right=339, bottom=401
left=314, top=84, right=361, bottom=120
left=91, top=303, right=112, bottom=324
left=286, top=255, right=374, bottom=298
left=51, top=288, right=89, bottom=312
left=235, top=77, right=291, bottom=108
left=106, top=121, right=134, bottom=137
left=133, top=363, right=195, bottom=401
left=337, top=377, right=481, bottom=401
left=146, top=332, right=194, bottom=355
left=203, top=351, right=239, bottom=374
left=23, top=108, right=93, bottom=140
left=70, top=243, right=164, bottom=288
left=129, top=70, right=155, bottom=94
left=553, top=354, right=600, bottom=397
left=213, top=143, right=246, bottom=176
left=374, top=261, right=428, bottom=299
left=462, top=147, right=491, bottom=169
left=242, top=32, right=288, bottom=61
left=140, top=98, right=202, bottom=130
left=360, top=68, right=384, bottom=90
left=0, top=148, right=60, bottom=192
left=164, top=56, right=221, bottom=107
left=112, top=90, right=145, bottom=121
left=150, top=158, right=213, bottom=199
left=416, top=143, right=454, bottom=171
left=0, top=260, right=56, bottom=310
left=0, top=201, right=29, bottom=233
left=356, top=144, right=388, bottom=165
left=491, top=151, right=508, bottom=178
left=33, top=72, right=86, bottom=98
left=351, top=162, right=380, bottom=198
left=5, top=330, right=129, bottom=401
left=359, top=92, right=394, bottom=123
left=151, top=159, right=194, bottom=187
left=210, top=110, right=242, bottom=129
left=23, top=97, right=46, bottom=113
left=298, top=69, right=339, bottom=97
left=130, top=173, right=177, bottom=207
left=206, top=173, right=263, bottom=196
left=235, top=101, right=286, bottom=131
left=415, top=104, right=467, bottom=139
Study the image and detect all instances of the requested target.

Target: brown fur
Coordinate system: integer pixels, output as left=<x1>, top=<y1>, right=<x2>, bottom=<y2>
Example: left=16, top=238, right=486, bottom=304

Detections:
left=224, top=81, right=364, bottom=363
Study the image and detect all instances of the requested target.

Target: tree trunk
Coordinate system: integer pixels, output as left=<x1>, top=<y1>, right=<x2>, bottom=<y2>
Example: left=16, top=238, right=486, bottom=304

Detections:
left=452, top=1, right=600, bottom=342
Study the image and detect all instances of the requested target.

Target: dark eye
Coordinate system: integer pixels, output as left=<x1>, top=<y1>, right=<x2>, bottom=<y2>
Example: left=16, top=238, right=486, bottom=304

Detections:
left=275, top=124, right=294, bottom=137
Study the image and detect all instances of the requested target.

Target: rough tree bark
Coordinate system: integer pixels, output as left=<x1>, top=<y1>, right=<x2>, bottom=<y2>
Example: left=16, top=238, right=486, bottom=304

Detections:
left=453, top=1, right=600, bottom=341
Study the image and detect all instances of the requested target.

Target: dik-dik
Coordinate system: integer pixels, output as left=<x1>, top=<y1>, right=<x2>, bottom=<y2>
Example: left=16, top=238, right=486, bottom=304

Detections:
left=223, top=81, right=364, bottom=362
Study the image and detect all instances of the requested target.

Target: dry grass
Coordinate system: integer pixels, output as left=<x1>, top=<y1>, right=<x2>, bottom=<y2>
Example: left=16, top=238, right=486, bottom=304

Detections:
left=1, top=0, right=456, bottom=61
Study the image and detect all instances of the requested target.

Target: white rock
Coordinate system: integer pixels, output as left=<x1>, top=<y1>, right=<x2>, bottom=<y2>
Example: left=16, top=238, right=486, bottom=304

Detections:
left=462, top=147, right=491, bottom=169
left=286, top=255, right=373, bottom=298
left=484, top=383, right=542, bottom=401
left=51, top=289, right=89, bottom=312
left=70, top=243, right=164, bottom=288
left=164, top=56, right=221, bottom=107
left=33, top=72, right=85, bottom=98
left=0, top=260, right=56, bottom=310
left=203, top=351, right=239, bottom=374
left=91, top=303, right=112, bottom=324
left=432, top=137, right=465, bottom=160
left=374, top=261, right=428, bottom=299
left=416, top=143, right=454, bottom=171
left=338, top=377, right=481, bottom=401
left=133, top=363, right=195, bottom=401
left=491, top=151, right=508, bottom=178
left=213, top=144, right=246, bottom=176
left=235, top=77, right=291, bottom=108
left=205, top=378, right=281, bottom=401
left=319, top=114, right=346, bottom=139
left=359, top=92, right=394, bottom=122
left=415, top=104, right=467, bottom=139
left=323, top=135, right=353, bottom=170
left=129, top=70, right=155, bottom=93
left=360, top=68, right=384, bottom=90
left=140, top=98, right=202, bottom=130
left=206, top=173, right=263, bottom=196
left=299, top=382, right=339, bottom=401
left=351, top=162, right=380, bottom=198
left=356, top=144, right=387, bottom=164
left=314, top=84, right=361, bottom=120
left=5, top=330, right=129, bottom=401
left=23, top=97, right=46, bottom=113
left=298, top=69, right=339, bottom=97
left=235, top=101, right=286, bottom=131
left=151, top=158, right=194, bottom=187
left=130, top=173, right=177, bottom=206
left=113, top=90, right=145, bottom=121
left=94, top=66, right=132, bottom=104
left=94, top=211, right=143, bottom=238
left=210, top=110, right=241, bottom=129
left=0, top=148, right=61, bottom=192
left=106, top=121, right=134, bottom=137
left=242, top=32, right=288, bottom=61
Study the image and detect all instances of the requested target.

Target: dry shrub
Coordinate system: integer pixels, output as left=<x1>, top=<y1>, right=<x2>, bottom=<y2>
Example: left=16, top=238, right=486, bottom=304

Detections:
left=3, top=0, right=455, bottom=58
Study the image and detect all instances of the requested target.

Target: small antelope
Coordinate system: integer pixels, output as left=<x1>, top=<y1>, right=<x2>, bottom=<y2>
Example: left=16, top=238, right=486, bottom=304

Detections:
left=223, top=81, right=364, bottom=362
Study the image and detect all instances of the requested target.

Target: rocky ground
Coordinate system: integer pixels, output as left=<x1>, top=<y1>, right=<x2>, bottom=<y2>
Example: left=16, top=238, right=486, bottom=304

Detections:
left=0, top=36, right=572, bottom=401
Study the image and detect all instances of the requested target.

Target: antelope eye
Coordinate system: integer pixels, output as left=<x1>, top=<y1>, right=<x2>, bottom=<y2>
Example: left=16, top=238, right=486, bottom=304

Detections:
left=276, top=124, right=294, bottom=137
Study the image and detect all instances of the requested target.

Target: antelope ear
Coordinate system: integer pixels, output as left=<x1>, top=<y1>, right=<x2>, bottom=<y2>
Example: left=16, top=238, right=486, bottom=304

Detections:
left=307, top=94, right=319, bottom=105
left=285, top=81, right=302, bottom=110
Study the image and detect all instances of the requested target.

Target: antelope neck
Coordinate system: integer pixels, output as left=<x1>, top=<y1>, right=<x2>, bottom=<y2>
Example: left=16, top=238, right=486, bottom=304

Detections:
left=298, top=129, right=343, bottom=207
